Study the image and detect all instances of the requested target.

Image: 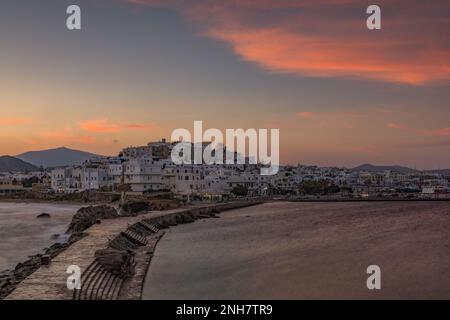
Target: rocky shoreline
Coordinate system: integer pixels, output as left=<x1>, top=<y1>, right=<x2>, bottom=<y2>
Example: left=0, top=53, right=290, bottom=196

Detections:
left=2, top=200, right=262, bottom=300
left=0, top=231, right=85, bottom=299
left=0, top=200, right=168, bottom=299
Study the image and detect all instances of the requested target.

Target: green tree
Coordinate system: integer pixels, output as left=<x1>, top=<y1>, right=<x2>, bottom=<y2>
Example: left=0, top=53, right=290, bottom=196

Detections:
left=298, top=180, right=340, bottom=195
left=231, top=185, right=248, bottom=197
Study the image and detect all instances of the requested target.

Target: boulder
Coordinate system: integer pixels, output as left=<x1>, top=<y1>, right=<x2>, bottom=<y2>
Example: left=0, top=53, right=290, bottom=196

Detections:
left=119, top=201, right=151, bottom=216
left=94, top=248, right=135, bottom=278
left=66, top=205, right=118, bottom=233
left=36, top=213, right=51, bottom=218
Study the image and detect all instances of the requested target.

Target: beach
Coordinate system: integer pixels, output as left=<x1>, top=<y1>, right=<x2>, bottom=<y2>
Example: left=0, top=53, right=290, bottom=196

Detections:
left=143, top=201, right=450, bottom=299
left=0, top=202, right=83, bottom=271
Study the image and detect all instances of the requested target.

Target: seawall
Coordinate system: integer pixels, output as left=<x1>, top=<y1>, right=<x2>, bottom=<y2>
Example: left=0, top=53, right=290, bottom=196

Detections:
left=5, top=201, right=262, bottom=300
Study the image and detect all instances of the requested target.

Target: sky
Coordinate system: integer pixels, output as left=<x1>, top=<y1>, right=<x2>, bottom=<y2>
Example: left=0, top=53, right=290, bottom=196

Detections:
left=0, top=0, right=449, bottom=169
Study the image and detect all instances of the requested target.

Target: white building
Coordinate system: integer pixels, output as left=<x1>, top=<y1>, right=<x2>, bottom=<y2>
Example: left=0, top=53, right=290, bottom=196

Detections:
left=173, top=165, right=205, bottom=195
left=82, top=167, right=110, bottom=190
left=124, top=158, right=165, bottom=192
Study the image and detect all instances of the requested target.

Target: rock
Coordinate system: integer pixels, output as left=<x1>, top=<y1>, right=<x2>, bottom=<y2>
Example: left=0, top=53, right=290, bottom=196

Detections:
left=13, top=255, right=41, bottom=279
left=66, top=205, right=118, bottom=233
left=68, top=232, right=86, bottom=244
left=94, top=248, right=135, bottom=278
left=36, top=213, right=51, bottom=218
left=50, top=233, right=60, bottom=239
left=41, top=255, right=51, bottom=265
left=108, top=234, right=140, bottom=251
left=119, top=200, right=151, bottom=216
left=180, top=214, right=195, bottom=223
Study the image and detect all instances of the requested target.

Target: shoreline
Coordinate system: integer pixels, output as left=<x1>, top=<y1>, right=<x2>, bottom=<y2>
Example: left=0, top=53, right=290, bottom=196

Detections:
left=4, top=199, right=450, bottom=299
left=3, top=201, right=262, bottom=300
left=143, top=201, right=450, bottom=299
left=0, top=198, right=111, bottom=205
left=287, top=198, right=450, bottom=202
left=1, top=196, right=449, bottom=205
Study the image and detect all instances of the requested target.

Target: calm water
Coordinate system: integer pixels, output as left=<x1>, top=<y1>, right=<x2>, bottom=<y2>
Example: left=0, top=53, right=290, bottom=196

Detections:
left=144, top=201, right=450, bottom=299
left=0, top=202, right=83, bottom=271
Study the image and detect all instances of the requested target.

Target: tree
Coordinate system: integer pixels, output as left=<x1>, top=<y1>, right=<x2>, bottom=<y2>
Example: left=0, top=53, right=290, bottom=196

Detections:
left=298, top=180, right=340, bottom=196
left=231, top=184, right=248, bottom=197
left=22, top=176, right=40, bottom=188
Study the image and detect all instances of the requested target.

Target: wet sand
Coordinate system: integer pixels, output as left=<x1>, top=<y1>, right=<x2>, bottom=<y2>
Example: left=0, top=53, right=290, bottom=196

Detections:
left=0, top=202, right=83, bottom=271
left=143, top=201, right=450, bottom=299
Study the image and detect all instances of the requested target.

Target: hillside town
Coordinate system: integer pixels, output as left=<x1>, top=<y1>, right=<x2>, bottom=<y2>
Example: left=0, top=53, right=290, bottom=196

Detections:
left=1, top=139, right=449, bottom=201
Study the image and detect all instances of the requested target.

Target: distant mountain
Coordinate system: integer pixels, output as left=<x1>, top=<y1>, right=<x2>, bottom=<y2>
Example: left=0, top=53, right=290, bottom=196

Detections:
left=0, top=156, right=39, bottom=172
left=352, top=163, right=417, bottom=174
left=16, top=147, right=103, bottom=168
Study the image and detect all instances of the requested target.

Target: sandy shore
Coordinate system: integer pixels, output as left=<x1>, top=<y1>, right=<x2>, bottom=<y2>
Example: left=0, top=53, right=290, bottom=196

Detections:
left=0, top=202, right=83, bottom=271
left=143, top=201, right=450, bottom=299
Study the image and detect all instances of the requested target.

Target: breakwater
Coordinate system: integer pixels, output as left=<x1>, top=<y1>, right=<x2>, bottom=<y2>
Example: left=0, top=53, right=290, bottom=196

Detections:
left=4, top=201, right=262, bottom=300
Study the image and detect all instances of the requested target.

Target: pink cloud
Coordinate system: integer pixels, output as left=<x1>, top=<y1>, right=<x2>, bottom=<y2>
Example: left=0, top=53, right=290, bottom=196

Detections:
left=125, top=0, right=450, bottom=85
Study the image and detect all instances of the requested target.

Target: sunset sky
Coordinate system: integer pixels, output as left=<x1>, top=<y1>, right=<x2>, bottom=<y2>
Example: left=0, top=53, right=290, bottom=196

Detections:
left=1, top=0, right=449, bottom=169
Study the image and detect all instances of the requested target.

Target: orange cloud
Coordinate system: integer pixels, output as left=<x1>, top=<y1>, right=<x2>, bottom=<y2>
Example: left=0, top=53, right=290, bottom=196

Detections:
left=296, top=112, right=315, bottom=119
left=127, top=0, right=450, bottom=85
left=79, top=119, right=121, bottom=133
left=431, top=127, right=450, bottom=136
left=79, top=118, right=157, bottom=133
left=387, top=122, right=407, bottom=130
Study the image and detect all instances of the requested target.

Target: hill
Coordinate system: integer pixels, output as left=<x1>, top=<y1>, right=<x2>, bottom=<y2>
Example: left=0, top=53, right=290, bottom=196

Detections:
left=16, top=147, right=102, bottom=168
left=0, top=156, right=39, bottom=172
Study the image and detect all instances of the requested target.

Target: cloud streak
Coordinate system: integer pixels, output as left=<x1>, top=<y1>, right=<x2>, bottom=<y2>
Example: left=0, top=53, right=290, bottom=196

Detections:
left=127, top=0, right=450, bottom=84
left=79, top=118, right=158, bottom=133
left=387, top=122, right=407, bottom=130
